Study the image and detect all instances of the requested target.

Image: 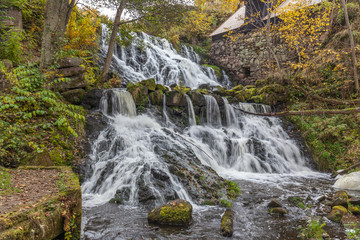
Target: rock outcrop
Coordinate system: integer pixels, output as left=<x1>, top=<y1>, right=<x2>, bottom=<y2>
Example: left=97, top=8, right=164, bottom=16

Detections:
left=148, top=199, right=193, bottom=226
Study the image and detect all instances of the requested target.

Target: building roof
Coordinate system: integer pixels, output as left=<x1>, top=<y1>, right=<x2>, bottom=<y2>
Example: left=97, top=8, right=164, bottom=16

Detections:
left=210, top=5, right=246, bottom=37
left=263, top=0, right=323, bottom=19
left=210, top=0, right=324, bottom=37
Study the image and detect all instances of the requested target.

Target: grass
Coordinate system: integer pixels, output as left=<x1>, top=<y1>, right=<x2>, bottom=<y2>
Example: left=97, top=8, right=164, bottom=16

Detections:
left=0, top=167, right=19, bottom=196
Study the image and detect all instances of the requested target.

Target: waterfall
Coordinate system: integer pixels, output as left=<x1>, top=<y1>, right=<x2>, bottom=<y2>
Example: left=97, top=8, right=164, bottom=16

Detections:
left=239, top=102, right=271, bottom=114
left=100, top=89, right=136, bottom=117
left=100, top=26, right=223, bottom=89
left=185, top=95, right=196, bottom=126
left=204, top=95, right=222, bottom=127
left=221, top=70, right=232, bottom=89
left=83, top=90, right=192, bottom=207
left=223, top=97, right=238, bottom=127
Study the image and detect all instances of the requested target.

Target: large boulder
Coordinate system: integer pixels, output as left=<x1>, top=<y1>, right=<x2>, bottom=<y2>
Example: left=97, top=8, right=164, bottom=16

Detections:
left=141, top=79, right=156, bottom=91
left=82, top=89, right=105, bottom=110
left=149, top=90, right=164, bottom=106
left=327, top=205, right=347, bottom=223
left=61, top=89, right=86, bottom=105
left=268, top=199, right=282, bottom=208
left=57, top=66, right=86, bottom=77
left=221, top=209, right=235, bottom=237
left=189, top=91, right=205, bottom=107
left=148, top=199, right=192, bottom=226
left=166, top=91, right=187, bottom=107
left=334, top=172, right=360, bottom=190
left=127, top=84, right=149, bottom=106
left=58, top=57, right=82, bottom=68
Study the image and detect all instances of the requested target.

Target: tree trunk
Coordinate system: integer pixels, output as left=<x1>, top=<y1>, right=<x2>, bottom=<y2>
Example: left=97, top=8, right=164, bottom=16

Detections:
left=101, top=0, right=127, bottom=82
left=341, top=0, right=359, bottom=93
left=40, top=0, right=76, bottom=69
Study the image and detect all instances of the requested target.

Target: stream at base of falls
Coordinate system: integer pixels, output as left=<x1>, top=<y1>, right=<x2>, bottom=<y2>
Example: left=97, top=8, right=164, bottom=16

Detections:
left=82, top=173, right=356, bottom=240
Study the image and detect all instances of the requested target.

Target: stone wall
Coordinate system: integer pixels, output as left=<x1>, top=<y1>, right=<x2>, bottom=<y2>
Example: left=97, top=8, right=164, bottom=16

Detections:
left=210, top=32, right=291, bottom=85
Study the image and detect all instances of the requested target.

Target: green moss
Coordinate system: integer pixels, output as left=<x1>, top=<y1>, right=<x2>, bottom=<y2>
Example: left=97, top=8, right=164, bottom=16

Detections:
left=202, top=200, right=216, bottom=206
left=202, top=64, right=221, bottom=79
left=156, top=84, right=167, bottom=92
left=141, top=79, right=156, bottom=91
left=225, top=180, right=241, bottom=200
left=148, top=200, right=192, bottom=226
left=221, top=209, right=234, bottom=237
left=220, top=199, right=232, bottom=208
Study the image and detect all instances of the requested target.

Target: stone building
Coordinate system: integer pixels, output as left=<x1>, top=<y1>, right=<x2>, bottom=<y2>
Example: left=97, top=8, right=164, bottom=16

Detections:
left=209, top=0, right=322, bottom=85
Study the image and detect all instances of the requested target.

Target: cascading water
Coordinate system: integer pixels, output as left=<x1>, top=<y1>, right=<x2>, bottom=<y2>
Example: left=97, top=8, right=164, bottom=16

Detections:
left=185, top=95, right=196, bottom=126
left=100, top=26, right=231, bottom=89
left=82, top=89, right=192, bottom=208
left=203, top=95, right=222, bottom=127
left=223, top=97, right=238, bottom=127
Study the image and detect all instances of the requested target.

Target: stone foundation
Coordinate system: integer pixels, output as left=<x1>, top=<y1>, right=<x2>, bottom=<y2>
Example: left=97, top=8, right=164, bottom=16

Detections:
left=210, top=32, right=291, bottom=85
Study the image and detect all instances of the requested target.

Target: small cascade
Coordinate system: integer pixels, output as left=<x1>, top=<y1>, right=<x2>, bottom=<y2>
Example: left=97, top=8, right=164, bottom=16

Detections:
left=221, top=70, right=232, bottom=89
left=204, top=95, right=222, bottom=127
left=239, top=102, right=271, bottom=114
left=181, top=44, right=201, bottom=64
left=187, top=102, right=310, bottom=174
left=185, top=95, right=196, bottom=126
left=162, top=94, right=174, bottom=128
left=222, top=97, right=238, bottom=127
left=100, top=26, right=223, bottom=89
left=100, top=89, right=136, bottom=117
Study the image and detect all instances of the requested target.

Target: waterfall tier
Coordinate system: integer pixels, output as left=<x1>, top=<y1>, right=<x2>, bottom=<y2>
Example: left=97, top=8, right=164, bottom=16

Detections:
left=100, top=27, right=231, bottom=89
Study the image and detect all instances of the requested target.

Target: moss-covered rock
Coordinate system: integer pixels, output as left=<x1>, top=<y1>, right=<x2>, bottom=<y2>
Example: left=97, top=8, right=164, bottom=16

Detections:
left=348, top=205, right=360, bottom=215
left=327, top=205, right=348, bottom=222
left=221, top=209, right=235, bottom=237
left=268, top=199, right=283, bottom=208
left=61, top=89, right=86, bottom=105
left=141, top=79, right=156, bottom=91
left=149, top=90, right=164, bottom=106
left=148, top=199, right=192, bottom=226
left=166, top=91, right=187, bottom=107
left=156, top=84, right=168, bottom=92
left=127, top=83, right=149, bottom=106
left=269, top=207, right=288, bottom=215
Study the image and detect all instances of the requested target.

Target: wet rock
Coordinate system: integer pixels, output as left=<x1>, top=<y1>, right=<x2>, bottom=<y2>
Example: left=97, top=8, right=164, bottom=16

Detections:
left=349, top=198, right=360, bottom=206
left=61, top=89, right=86, bottom=105
left=156, top=84, right=168, bottom=92
left=58, top=57, right=82, bottom=68
left=341, top=214, right=360, bottom=228
left=151, top=168, right=170, bottom=181
left=189, top=91, right=205, bottom=107
left=348, top=205, right=360, bottom=215
left=82, top=89, right=104, bottom=110
left=198, top=83, right=211, bottom=90
left=149, top=90, right=163, bottom=106
left=327, top=206, right=347, bottom=222
left=331, top=191, right=349, bottom=207
left=268, top=199, right=283, bottom=208
left=269, top=207, right=288, bottom=215
left=148, top=199, right=193, bottom=226
left=141, top=79, right=156, bottom=91
left=334, top=172, right=360, bottom=190
left=166, top=91, right=187, bottom=107
left=128, top=84, right=149, bottom=106
left=114, top=188, right=131, bottom=203
left=84, top=111, right=108, bottom=144
left=316, top=196, right=326, bottom=203
left=211, top=94, right=224, bottom=106
left=221, top=209, right=235, bottom=237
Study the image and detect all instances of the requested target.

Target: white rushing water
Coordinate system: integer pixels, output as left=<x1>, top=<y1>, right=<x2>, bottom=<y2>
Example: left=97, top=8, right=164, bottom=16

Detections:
left=82, top=89, right=313, bottom=208
left=100, top=26, right=231, bottom=89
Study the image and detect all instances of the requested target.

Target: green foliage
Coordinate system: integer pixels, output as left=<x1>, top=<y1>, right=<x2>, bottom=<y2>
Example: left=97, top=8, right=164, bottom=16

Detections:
left=0, top=64, right=85, bottom=167
left=298, top=219, right=326, bottom=240
left=225, top=180, right=241, bottom=200
left=337, top=2, right=359, bottom=24
left=346, top=222, right=360, bottom=239
left=0, top=30, right=23, bottom=65
left=0, top=167, right=19, bottom=196
left=220, top=199, right=232, bottom=208
left=289, top=111, right=359, bottom=170
left=174, top=85, right=190, bottom=95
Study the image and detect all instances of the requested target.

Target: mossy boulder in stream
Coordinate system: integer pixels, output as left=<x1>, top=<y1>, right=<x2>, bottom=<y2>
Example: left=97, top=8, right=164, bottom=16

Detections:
left=127, top=82, right=149, bottom=106
left=148, top=199, right=192, bottom=226
left=327, top=205, right=348, bottom=222
left=221, top=208, right=235, bottom=237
